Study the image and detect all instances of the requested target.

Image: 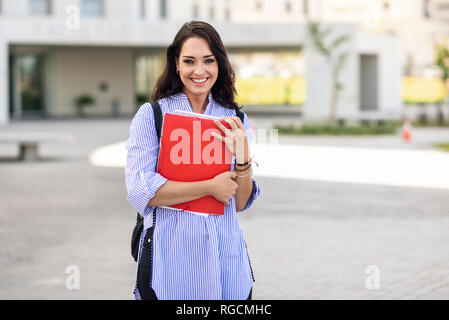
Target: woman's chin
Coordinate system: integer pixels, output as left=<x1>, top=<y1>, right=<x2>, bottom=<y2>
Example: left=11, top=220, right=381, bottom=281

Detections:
left=186, top=86, right=211, bottom=96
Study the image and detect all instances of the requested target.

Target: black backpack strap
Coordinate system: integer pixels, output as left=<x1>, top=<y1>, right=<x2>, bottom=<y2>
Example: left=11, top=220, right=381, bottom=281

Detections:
left=150, top=101, right=162, bottom=141
left=235, top=109, right=245, bottom=125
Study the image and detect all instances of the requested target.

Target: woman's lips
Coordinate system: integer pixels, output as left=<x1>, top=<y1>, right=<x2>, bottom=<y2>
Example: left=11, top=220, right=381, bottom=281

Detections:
left=191, top=78, right=208, bottom=86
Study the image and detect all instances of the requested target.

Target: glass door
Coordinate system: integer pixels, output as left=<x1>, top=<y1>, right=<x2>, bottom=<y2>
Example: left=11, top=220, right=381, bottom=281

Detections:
left=10, top=54, right=46, bottom=119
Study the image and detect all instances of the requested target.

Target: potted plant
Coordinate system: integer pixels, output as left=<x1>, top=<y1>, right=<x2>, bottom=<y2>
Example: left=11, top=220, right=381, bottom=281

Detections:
left=75, top=94, right=95, bottom=117
left=136, top=93, right=148, bottom=106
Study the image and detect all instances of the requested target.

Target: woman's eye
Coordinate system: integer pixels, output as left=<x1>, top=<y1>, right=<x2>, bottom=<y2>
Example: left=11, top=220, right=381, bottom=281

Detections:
left=183, top=60, right=194, bottom=64
left=205, top=59, right=215, bottom=63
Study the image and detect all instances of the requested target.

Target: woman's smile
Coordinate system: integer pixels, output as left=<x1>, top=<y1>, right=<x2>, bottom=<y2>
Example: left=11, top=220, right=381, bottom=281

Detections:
left=191, top=77, right=208, bottom=86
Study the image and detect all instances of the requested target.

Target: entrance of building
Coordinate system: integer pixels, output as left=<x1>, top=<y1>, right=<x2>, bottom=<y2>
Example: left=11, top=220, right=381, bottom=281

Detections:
left=9, top=53, right=47, bottom=119
left=359, top=54, right=378, bottom=111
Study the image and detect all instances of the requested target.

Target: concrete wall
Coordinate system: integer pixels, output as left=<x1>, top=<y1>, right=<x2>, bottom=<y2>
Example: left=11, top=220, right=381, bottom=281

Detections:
left=304, top=24, right=359, bottom=122
left=304, top=24, right=402, bottom=123
left=232, top=0, right=307, bottom=23
left=0, top=0, right=403, bottom=124
left=2, top=0, right=149, bottom=19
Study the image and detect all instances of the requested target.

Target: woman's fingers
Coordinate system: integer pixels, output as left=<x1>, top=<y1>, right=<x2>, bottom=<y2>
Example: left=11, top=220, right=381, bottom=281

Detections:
left=214, top=117, right=245, bottom=136
left=230, top=116, right=245, bottom=130
left=213, top=117, right=248, bottom=159
left=221, top=116, right=239, bottom=131
left=214, top=119, right=231, bottom=135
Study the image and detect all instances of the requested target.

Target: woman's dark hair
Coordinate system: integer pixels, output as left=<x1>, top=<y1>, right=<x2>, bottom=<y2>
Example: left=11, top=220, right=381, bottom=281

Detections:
left=151, top=21, right=240, bottom=110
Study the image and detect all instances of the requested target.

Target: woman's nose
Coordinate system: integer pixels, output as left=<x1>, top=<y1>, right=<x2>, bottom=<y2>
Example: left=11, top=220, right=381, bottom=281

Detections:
left=194, top=63, right=206, bottom=76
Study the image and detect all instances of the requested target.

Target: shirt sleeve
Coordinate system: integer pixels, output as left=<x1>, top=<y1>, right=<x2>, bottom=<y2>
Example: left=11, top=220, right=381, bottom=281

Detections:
left=125, top=103, right=168, bottom=216
left=237, top=112, right=261, bottom=213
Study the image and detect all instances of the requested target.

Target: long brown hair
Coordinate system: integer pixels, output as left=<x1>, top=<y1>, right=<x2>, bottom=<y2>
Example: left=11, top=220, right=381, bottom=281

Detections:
left=151, top=21, right=240, bottom=110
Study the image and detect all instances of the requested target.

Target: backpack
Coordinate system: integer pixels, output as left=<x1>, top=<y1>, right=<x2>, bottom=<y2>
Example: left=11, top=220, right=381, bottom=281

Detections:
left=131, top=101, right=246, bottom=261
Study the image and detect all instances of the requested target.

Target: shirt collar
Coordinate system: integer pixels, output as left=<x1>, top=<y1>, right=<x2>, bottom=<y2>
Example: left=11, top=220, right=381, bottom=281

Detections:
left=172, top=91, right=214, bottom=104
left=171, top=91, right=214, bottom=114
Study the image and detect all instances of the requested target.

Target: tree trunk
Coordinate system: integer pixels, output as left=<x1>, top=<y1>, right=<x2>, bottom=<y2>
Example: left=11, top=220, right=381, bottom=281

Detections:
left=329, top=70, right=338, bottom=125
left=437, top=102, right=445, bottom=126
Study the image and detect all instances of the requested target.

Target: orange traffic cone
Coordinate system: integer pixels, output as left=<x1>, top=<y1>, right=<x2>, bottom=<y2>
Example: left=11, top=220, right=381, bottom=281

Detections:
left=402, top=118, right=412, bottom=142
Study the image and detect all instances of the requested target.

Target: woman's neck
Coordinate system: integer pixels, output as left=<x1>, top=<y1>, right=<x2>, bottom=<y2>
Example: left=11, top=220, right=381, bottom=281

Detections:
left=184, top=90, right=209, bottom=114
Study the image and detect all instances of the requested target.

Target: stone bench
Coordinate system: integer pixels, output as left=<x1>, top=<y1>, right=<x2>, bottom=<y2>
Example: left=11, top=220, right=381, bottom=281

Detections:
left=0, top=133, right=74, bottom=161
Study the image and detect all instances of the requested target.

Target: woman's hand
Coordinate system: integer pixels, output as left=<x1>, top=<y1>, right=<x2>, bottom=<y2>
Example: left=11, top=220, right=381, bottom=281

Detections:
left=208, top=171, right=238, bottom=206
left=211, top=116, right=250, bottom=164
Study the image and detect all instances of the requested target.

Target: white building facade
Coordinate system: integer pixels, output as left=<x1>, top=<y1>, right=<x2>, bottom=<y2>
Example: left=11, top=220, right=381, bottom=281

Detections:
left=0, top=0, right=237, bottom=124
left=0, top=0, right=406, bottom=125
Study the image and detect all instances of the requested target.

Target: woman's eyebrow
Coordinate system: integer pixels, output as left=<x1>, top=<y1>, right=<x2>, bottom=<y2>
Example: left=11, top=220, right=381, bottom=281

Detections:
left=182, top=55, right=214, bottom=59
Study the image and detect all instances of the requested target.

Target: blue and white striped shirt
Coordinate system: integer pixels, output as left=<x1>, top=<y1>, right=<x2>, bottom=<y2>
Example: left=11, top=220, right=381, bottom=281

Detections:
left=125, top=92, right=261, bottom=300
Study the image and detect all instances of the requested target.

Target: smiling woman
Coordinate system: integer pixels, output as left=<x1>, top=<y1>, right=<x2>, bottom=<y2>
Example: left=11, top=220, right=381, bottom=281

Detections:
left=175, top=37, right=219, bottom=113
left=125, top=21, right=261, bottom=300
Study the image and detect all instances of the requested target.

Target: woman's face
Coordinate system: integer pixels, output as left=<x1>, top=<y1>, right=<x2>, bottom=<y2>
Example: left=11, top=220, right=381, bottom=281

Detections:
left=176, top=37, right=219, bottom=98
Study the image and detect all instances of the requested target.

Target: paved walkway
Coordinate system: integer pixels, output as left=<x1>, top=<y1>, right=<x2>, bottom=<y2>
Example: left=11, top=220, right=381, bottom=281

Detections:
left=1, top=118, right=449, bottom=299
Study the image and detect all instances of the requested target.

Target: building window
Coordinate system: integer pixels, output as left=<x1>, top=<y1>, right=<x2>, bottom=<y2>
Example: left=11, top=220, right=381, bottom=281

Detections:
left=29, top=0, right=52, bottom=16
left=423, top=0, right=430, bottom=18
left=81, top=0, right=104, bottom=17
left=285, top=1, right=292, bottom=13
left=140, top=0, right=146, bottom=19
left=192, top=3, right=199, bottom=19
left=160, top=0, right=167, bottom=19
left=209, top=6, right=215, bottom=20
left=437, top=3, right=449, bottom=10
left=303, top=0, right=308, bottom=16
left=224, top=7, right=231, bottom=21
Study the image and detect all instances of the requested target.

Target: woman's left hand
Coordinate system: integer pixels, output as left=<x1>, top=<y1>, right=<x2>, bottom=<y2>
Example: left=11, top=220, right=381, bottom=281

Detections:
left=212, top=116, right=250, bottom=164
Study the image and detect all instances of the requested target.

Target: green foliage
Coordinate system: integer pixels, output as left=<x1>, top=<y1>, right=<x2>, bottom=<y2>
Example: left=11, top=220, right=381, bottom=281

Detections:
left=274, top=122, right=399, bottom=136
left=330, top=34, right=351, bottom=52
left=136, top=93, right=148, bottom=105
left=412, top=120, right=449, bottom=127
left=307, top=22, right=332, bottom=59
left=435, top=142, right=449, bottom=151
left=435, top=42, right=449, bottom=81
left=75, top=94, right=95, bottom=107
left=306, top=22, right=350, bottom=67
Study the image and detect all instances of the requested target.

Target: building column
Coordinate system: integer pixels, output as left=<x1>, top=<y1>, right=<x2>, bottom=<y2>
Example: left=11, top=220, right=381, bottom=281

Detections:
left=0, top=41, right=8, bottom=125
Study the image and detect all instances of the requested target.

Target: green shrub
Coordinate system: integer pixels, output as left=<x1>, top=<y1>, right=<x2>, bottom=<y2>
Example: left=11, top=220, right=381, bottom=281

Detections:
left=75, top=94, right=95, bottom=107
left=275, top=122, right=399, bottom=135
left=435, top=143, right=449, bottom=151
left=136, top=93, right=148, bottom=105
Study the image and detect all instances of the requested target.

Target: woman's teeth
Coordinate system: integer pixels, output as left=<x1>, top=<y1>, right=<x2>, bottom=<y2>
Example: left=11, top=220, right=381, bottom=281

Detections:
left=192, top=78, right=207, bottom=83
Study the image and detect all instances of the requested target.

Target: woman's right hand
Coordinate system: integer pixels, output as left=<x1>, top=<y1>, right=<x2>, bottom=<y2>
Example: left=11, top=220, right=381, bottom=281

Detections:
left=208, top=171, right=238, bottom=206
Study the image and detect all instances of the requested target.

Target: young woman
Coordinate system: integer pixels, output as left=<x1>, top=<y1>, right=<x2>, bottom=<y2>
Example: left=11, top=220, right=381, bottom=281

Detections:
left=125, top=21, right=261, bottom=300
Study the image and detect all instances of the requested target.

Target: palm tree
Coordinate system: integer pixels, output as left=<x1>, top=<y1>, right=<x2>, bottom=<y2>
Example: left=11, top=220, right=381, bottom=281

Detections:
left=307, top=22, right=350, bottom=125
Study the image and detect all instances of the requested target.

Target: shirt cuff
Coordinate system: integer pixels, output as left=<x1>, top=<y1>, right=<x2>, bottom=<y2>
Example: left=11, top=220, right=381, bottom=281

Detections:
left=238, top=178, right=261, bottom=213
left=127, top=171, right=168, bottom=216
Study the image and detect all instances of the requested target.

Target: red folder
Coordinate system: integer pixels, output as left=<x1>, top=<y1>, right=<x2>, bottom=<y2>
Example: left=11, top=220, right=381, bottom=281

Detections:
left=156, top=112, right=233, bottom=215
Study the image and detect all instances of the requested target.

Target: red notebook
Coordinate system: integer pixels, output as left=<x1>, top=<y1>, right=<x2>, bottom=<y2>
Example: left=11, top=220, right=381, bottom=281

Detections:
left=156, top=111, right=233, bottom=215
